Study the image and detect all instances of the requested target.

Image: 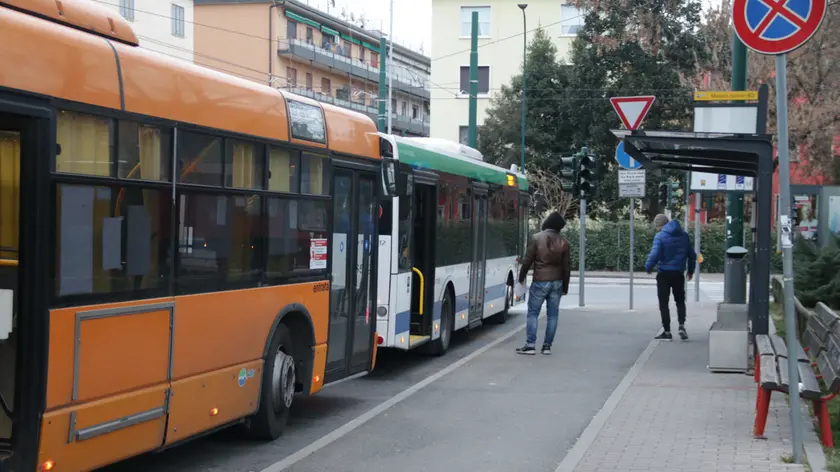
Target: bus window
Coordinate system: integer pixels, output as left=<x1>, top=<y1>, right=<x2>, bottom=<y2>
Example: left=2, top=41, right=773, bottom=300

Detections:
left=397, top=175, right=413, bottom=272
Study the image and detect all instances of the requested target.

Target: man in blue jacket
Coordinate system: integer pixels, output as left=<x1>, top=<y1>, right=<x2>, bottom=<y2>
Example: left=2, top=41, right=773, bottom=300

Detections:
left=645, top=214, right=696, bottom=341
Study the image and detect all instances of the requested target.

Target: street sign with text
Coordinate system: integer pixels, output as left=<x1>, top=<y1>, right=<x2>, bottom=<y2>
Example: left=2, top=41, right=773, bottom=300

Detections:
left=619, top=169, right=646, bottom=198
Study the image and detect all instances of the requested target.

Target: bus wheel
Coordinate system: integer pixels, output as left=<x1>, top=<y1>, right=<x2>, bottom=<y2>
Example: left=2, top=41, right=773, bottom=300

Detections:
left=428, top=290, right=453, bottom=356
left=248, top=324, right=295, bottom=440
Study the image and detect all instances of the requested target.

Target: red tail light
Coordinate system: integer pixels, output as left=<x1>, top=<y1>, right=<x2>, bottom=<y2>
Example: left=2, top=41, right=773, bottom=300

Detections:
left=377, top=335, right=384, bottom=345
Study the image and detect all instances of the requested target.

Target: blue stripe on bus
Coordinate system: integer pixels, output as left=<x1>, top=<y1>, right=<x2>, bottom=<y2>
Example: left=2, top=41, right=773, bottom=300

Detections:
left=485, top=283, right=508, bottom=301
left=395, top=310, right=411, bottom=333
left=399, top=282, right=510, bottom=331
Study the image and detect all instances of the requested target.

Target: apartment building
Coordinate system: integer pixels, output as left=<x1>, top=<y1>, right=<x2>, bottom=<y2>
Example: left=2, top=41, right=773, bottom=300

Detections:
left=193, top=0, right=431, bottom=137
left=430, top=0, right=584, bottom=143
left=111, top=0, right=195, bottom=62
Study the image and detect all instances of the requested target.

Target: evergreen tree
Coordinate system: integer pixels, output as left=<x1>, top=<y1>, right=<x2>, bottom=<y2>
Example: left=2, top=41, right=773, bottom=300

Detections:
left=565, top=0, right=708, bottom=221
left=478, top=27, right=574, bottom=174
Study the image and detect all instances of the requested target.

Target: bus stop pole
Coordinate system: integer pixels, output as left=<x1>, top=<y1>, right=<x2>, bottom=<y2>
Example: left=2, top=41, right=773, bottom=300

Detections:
left=579, top=195, right=586, bottom=308
left=694, top=193, right=701, bottom=302
left=776, top=53, right=803, bottom=464
left=629, top=197, right=634, bottom=310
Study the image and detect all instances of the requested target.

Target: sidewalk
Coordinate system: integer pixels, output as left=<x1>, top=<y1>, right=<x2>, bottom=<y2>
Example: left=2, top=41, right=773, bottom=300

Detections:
left=555, top=300, right=821, bottom=472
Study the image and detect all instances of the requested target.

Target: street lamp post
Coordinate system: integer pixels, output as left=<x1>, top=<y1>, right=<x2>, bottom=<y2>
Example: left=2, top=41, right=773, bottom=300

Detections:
left=517, top=4, right=527, bottom=172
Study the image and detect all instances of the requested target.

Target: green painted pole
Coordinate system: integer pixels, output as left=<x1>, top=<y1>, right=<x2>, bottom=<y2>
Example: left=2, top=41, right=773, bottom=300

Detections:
left=726, top=35, right=747, bottom=248
left=519, top=4, right=527, bottom=171
left=467, top=11, right=478, bottom=148
left=377, top=36, right=387, bottom=132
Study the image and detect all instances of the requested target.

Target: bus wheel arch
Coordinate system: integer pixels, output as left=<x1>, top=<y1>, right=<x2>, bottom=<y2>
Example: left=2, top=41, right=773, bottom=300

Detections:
left=249, top=305, right=314, bottom=440
left=427, top=282, right=455, bottom=356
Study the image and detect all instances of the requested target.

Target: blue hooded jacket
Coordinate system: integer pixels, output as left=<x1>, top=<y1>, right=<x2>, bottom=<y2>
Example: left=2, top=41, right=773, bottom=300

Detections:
left=645, top=220, right=697, bottom=274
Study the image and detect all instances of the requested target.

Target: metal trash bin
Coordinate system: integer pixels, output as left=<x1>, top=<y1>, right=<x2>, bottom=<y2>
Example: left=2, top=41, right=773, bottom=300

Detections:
left=723, top=246, right=748, bottom=304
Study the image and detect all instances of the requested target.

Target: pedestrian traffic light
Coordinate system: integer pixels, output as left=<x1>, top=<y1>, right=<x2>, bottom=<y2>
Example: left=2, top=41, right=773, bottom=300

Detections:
left=576, top=148, right=596, bottom=199
left=658, top=182, right=669, bottom=207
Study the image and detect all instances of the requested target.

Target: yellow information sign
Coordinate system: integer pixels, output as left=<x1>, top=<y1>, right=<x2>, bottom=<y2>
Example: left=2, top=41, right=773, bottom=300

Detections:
left=693, top=90, right=758, bottom=101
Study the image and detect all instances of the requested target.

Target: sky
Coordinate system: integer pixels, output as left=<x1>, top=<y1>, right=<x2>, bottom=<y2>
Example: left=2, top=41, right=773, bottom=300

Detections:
left=303, top=0, right=724, bottom=58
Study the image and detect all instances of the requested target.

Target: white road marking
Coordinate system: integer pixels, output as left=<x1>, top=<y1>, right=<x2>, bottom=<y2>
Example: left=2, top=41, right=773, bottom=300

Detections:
left=260, top=309, right=541, bottom=472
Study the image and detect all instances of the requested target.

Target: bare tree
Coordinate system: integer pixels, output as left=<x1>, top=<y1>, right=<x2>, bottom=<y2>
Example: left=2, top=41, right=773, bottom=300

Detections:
left=526, top=167, right=576, bottom=220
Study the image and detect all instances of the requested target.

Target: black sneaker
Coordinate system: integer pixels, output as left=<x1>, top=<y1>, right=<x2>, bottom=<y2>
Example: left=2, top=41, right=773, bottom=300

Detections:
left=655, top=331, right=673, bottom=341
left=541, top=345, right=551, bottom=355
left=678, top=326, right=688, bottom=341
left=516, top=345, right=536, bottom=355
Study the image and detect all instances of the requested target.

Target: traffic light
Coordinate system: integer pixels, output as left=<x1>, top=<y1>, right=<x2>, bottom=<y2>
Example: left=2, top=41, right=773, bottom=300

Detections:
left=658, top=182, right=669, bottom=207
left=668, top=181, right=682, bottom=208
left=576, top=148, right=596, bottom=198
left=559, top=155, right=578, bottom=193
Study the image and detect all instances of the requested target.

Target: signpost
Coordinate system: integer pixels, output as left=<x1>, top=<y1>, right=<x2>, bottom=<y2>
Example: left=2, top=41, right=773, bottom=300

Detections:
left=732, top=0, right=827, bottom=463
left=611, top=96, right=655, bottom=311
left=619, top=168, right=646, bottom=310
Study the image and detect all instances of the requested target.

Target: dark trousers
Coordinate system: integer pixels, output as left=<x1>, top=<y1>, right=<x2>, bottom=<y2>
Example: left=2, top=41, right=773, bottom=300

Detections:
left=656, top=271, right=686, bottom=332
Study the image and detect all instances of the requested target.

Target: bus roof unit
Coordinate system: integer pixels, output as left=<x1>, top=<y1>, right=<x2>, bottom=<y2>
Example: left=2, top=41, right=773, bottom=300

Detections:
left=394, top=136, right=528, bottom=191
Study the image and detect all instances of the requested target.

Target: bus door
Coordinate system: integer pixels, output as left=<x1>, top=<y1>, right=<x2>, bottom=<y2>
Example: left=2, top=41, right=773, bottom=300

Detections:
left=0, top=102, right=51, bottom=470
left=325, top=165, right=379, bottom=382
left=468, top=184, right=489, bottom=328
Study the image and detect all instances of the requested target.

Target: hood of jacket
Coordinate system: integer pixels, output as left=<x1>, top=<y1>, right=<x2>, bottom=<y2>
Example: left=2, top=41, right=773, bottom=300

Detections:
left=661, top=219, right=683, bottom=236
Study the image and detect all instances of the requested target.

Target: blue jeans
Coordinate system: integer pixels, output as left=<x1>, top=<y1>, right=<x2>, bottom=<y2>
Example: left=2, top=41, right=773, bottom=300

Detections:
left=525, top=280, right=564, bottom=347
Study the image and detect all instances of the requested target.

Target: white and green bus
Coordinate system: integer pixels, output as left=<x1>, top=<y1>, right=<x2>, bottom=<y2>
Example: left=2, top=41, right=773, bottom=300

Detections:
left=374, top=136, right=530, bottom=355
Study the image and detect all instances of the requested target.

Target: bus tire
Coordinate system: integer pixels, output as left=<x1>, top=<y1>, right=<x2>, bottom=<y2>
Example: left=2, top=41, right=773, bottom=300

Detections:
left=248, top=323, right=295, bottom=440
left=428, top=289, right=454, bottom=356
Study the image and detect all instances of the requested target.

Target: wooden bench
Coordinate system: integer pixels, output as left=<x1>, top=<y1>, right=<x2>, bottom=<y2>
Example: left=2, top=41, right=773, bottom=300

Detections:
left=754, top=306, right=840, bottom=446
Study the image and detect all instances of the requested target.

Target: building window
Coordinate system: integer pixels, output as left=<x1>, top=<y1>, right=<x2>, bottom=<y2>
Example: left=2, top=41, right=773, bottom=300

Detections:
left=412, top=105, right=419, bottom=119
left=171, top=4, right=185, bottom=37
left=459, top=66, right=490, bottom=96
left=305, top=73, right=313, bottom=90
left=360, top=47, right=366, bottom=63
left=560, top=3, right=585, bottom=35
left=287, top=20, right=297, bottom=40
left=458, top=126, right=481, bottom=145
left=321, top=77, right=331, bottom=95
left=371, top=52, right=378, bottom=68
left=306, top=27, right=313, bottom=44
left=460, top=6, right=491, bottom=37
left=286, top=67, right=297, bottom=87
left=119, top=0, right=134, bottom=21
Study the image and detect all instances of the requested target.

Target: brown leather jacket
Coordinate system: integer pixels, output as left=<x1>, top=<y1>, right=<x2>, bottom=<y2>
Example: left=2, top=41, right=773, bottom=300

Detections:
left=518, top=229, right=571, bottom=292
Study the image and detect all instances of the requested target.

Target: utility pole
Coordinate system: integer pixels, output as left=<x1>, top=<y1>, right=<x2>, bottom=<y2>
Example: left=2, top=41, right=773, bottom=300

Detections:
left=386, top=0, right=394, bottom=134
left=726, top=34, right=748, bottom=249
left=467, top=11, right=478, bottom=148
left=377, top=36, right=387, bottom=132
left=518, top=4, right=528, bottom=171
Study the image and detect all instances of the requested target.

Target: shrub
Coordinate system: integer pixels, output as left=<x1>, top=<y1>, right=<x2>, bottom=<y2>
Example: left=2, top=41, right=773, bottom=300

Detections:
left=540, top=221, right=783, bottom=274
left=792, top=234, right=840, bottom=309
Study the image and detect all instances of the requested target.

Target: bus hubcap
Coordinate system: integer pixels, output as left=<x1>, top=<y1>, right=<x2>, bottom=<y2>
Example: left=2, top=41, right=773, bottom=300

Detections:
left=271, top=349, right=295, bottom=411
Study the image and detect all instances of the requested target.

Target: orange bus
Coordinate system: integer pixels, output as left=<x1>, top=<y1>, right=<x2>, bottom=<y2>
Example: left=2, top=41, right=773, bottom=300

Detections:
left=0, top=0, right=401, bottom=470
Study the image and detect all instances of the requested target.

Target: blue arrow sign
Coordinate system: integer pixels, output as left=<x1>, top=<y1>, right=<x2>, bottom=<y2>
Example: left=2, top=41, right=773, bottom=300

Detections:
left=615, top=141, right=642, bottom=170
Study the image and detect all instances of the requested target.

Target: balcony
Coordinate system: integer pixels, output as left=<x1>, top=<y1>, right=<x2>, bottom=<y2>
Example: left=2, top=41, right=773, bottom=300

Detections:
left=282, top=87, right=429, bottom=136
left=277, top=38, right=430, bottom=100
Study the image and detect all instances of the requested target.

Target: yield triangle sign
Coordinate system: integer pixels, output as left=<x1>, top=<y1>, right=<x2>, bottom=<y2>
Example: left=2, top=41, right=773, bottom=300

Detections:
left=609, top=96, right=656, bottom=130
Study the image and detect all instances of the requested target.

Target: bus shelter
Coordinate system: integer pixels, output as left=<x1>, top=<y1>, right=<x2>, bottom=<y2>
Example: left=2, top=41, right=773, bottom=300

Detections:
left=612, top=129, right=775, bottom=336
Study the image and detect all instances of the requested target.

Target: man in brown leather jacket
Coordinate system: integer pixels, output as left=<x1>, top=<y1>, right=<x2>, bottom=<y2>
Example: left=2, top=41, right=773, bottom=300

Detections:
left=515, top=211, right=572, bottom=355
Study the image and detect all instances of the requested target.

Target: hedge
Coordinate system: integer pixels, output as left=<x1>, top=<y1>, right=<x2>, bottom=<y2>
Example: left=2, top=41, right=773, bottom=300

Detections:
left=550, top=222, right=783, bottom=274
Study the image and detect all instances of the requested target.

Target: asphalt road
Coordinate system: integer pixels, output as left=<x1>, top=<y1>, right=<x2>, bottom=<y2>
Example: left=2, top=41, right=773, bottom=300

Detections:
left=101, top=279, right=724, bottom=472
